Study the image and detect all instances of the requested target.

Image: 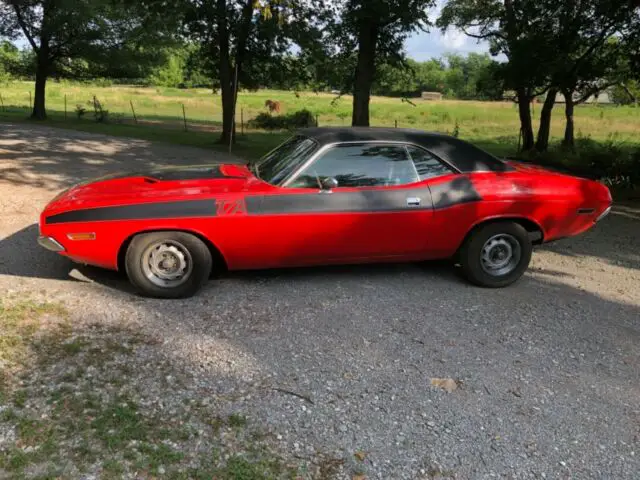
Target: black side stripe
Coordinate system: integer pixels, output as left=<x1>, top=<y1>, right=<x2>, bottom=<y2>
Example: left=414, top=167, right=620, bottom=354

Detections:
left=246, top=178, right=481, bottom=215
left=45, top=199, right=217, bottom=224
left=246, top=188, right=434, bottom=215
left=429, top=177, right=482, bottom=210
left=45, top=178, right=482, bottom=224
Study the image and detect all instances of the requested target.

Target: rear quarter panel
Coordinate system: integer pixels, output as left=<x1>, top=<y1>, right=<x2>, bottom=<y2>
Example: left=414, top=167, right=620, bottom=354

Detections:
left=427, top=171, right=605, bottom=256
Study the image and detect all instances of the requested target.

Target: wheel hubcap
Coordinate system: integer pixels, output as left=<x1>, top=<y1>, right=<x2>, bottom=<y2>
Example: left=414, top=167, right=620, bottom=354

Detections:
left=481, top=234, right=521, bottom=277
left=141, top=241, right=193, bottom=288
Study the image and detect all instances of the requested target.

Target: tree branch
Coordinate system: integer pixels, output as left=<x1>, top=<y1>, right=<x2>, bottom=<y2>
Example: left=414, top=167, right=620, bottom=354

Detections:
left=10, top=3, right=39, bottom=53
left=569, top=21, right=619, bottom=77
left=575, top=82, right=613, bottom=104
left=48, top=34, right=76, bottom=60
left=461, top=27, right=505, bottom=41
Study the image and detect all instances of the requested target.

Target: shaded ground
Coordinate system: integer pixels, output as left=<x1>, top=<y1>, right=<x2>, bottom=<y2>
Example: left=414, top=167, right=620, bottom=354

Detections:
left=1, top=123, right=639, bottom=479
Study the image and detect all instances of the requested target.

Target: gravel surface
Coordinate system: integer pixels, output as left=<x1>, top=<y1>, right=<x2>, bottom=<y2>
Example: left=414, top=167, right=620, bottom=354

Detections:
left=1, top=123, right=640, bottom=479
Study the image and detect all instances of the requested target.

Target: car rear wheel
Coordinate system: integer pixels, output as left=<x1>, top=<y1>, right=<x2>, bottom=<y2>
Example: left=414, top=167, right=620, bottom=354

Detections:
left=459, top=222, right=532, bottom=288
left=125, top=231, right=212, bottom=298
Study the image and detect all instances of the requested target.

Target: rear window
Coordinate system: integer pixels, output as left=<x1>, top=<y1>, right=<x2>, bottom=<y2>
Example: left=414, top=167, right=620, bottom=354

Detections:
left=425, top=137, right=514, bottom=173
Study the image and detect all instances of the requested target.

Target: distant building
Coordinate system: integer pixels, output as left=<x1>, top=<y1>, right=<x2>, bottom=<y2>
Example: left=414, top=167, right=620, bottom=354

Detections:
left=421, top=91, right=443, bottom=101
left=553, top=90, right=613, bottom=104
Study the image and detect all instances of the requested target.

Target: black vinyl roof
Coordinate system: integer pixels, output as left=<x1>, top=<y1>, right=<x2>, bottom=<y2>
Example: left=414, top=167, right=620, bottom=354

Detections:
left=296, top=127, right=513, bottom=173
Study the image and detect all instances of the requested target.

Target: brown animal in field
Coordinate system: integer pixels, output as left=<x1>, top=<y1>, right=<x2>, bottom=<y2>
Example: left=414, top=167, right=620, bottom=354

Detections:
left=265, top=100, right=281, bottom=114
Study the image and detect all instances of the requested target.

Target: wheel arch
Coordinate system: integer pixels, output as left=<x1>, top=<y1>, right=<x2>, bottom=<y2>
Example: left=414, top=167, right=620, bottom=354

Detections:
left=117, top=229, right=228, bottom=274
left=458, top=216, right=545, bottom=255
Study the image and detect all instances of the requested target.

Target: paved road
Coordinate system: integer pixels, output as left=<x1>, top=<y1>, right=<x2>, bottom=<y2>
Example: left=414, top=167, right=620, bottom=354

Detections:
left=1, top=123, right=639, bottom=479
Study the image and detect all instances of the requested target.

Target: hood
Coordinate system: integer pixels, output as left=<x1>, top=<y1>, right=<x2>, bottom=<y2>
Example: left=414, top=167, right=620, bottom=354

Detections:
left=45, top=164, right=253, bottom=214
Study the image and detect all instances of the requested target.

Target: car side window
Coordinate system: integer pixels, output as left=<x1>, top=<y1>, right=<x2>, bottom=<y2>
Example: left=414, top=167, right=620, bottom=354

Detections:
left=288, top=144, right=419, bottom=188
left=407, top=146, right=456, bottom=180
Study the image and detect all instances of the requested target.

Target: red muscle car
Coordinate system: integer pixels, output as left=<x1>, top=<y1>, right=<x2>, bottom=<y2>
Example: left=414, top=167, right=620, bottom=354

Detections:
left=38, top=127, right=612, bottom=298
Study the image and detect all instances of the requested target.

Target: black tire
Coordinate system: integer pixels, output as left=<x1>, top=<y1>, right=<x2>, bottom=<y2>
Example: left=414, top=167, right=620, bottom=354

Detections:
left=125, top=231, right=212, bottom=299
left=458, top=222, right=532, bottom=288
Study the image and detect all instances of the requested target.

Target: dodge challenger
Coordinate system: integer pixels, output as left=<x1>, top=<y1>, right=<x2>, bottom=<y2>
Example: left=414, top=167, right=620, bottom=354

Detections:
left=38, top=127, right=612, bottom=298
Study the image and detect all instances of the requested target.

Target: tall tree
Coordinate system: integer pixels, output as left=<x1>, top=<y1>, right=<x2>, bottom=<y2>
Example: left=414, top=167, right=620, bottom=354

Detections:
left=335, top=0, right=434, bottom=126
left=0, top=0, right=173, bottom=119
left=183, top=0, right=328, bottom=144
left=534, top=0, right=639, bottom=150
left=438, top=0, right=556, bottom=151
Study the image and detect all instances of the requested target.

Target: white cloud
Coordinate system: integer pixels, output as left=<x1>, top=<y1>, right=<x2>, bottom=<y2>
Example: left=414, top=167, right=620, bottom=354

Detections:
left=441, top=30, right=467, bottom=50
left=404, top=29, right=492, bottom=61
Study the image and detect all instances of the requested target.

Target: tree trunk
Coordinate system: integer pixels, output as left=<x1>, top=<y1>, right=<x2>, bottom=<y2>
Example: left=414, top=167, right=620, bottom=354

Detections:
left=220, top=76, right=236, bottom=145
left=562, top=89, right=575, bottom=149
left=216, top=0, right=234, bottom=145
left=516, top=87, right=534, bottom=151
left=216, top=0, right=253, bottom=145
left=32, top=47, right=49, bottom=120
left=352, top=20, right=379, bottom=127
left=535, top=87, right=558, bottom=152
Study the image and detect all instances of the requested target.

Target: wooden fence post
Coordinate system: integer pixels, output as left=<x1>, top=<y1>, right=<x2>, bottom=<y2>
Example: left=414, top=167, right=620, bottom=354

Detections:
left=130, top=100, right=138, bottom=124
left=241, top=108, right=244, bottom=136
left=29, top=91, right=32, bottom=110
left=182, top=103, right=188, bottom=131
left=64, top=94, right=67, bottom=120
left=395, top=120, right=398, bottom=128
left=0, top=93, right=4, bottom=112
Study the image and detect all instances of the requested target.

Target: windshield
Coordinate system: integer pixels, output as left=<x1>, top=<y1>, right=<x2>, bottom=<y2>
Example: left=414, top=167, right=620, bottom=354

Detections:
left=255, top=135, right=318, bottom=185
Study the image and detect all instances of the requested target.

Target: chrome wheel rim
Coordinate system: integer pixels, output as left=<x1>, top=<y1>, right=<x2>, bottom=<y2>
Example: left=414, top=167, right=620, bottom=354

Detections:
left=141, top=240, right=193, bottom=288
left=480, top=234, right=521, bottom=277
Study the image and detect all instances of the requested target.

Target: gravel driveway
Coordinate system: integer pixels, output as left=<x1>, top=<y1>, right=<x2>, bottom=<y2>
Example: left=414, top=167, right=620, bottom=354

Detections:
left=1, top=123, right=639, bottom=479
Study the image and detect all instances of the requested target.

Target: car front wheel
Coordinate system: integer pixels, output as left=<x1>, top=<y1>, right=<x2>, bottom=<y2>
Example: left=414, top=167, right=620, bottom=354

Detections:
left=125, top=231, right=212, bottom=298
left=459, top=222, right=533, bottom=288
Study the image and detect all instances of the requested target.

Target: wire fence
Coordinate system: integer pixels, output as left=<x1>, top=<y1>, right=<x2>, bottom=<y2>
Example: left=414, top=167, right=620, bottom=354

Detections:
left=0, top=89, right=259, bottom=133
left=0, top=88, right=439, bottom=134
left=0, top=87, right=480, bottom=138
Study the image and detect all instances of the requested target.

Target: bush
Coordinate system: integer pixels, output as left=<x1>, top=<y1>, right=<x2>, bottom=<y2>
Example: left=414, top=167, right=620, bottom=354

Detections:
left=525, top=138, right=640, bottom=189
left=579, top=141, right=640, bottom=188
left=75, top=104, right=87, bottom=119
left=249, top=109, right=316, bottom=130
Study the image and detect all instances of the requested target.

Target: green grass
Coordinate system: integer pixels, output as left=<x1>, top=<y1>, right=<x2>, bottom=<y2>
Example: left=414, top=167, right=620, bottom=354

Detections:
left=1, top=82, right=639, bottom=193
left=2, top=80, right=640, bottom=152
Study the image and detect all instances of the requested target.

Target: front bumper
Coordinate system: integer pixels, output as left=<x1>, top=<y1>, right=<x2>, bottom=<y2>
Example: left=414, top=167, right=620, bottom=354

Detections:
left=38, top=236, right=65, bottom=252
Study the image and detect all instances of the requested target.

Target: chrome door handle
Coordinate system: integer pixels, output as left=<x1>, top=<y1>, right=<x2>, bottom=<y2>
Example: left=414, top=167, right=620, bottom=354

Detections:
left=406, top=197, right=421, bottom=207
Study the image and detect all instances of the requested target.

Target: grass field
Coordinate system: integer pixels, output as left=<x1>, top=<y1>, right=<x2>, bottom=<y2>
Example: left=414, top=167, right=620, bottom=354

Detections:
left=1, top=80, right=640, bottom=163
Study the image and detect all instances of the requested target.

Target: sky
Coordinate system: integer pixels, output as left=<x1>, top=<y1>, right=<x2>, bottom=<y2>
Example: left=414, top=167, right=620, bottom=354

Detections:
left=404, top=0, right=492, bottom=61
left=405, top=29, right=490, bottom=61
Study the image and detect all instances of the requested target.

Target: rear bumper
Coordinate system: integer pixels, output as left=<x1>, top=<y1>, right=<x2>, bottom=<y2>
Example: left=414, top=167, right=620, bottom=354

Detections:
left=38, top=236, right=65, bottom=252
left=595, top=205, right=612, bottom=223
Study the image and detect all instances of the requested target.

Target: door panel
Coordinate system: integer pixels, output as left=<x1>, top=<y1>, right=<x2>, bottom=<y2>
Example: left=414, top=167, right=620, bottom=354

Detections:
left=225, top=142, right=452, bottom=269
left=235, top=185, right=434, bottom=268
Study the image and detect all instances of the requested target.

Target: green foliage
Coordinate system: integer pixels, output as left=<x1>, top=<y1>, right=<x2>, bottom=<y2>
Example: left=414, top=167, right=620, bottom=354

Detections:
left=76, top=104, right=87, bottom=119
left=0, top=41, right=19, bottom=82
left=149, top=51, right=186, bottom=87
left=453, top=120, right=460, bottom=138
left=574, top=138, right=640, bottom=188
left=326, top=51, right=505, bottom=100
left=611, top=81, right=640, bottom=105
left=249, top=109, right=316, bottom=130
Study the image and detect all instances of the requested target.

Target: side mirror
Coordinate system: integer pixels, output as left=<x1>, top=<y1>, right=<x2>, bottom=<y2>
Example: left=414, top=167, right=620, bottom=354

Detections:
left=320, top=177, right=338, bottom=191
